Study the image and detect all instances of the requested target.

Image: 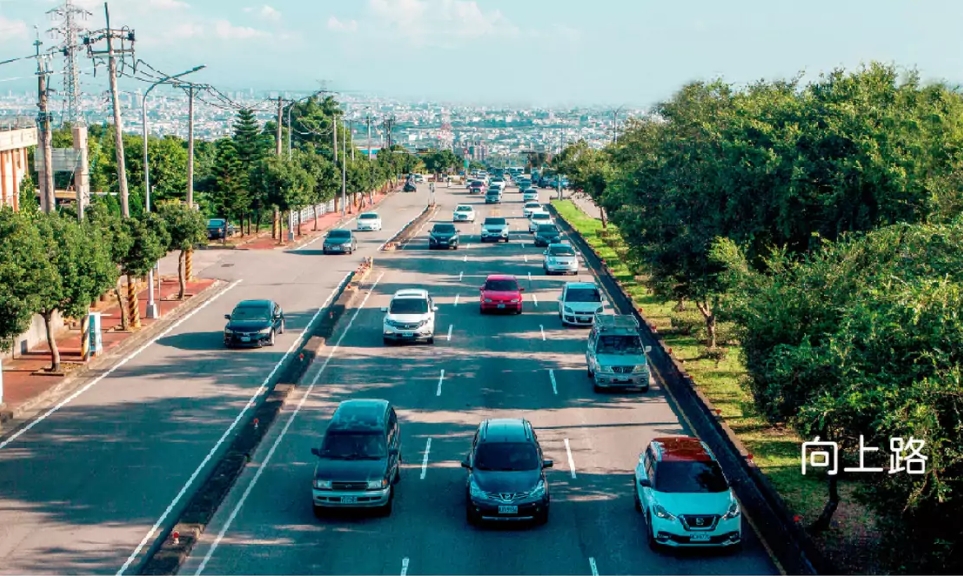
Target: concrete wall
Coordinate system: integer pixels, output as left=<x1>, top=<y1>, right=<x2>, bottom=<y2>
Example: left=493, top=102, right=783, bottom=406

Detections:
left=1, top=312, right=65, bottom=360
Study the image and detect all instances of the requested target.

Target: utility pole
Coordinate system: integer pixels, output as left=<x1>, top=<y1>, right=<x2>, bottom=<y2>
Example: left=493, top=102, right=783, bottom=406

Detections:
left=34, top=31, right=55, bottom=214
left=612, top=105, right=626, bottom=144
left=47, top=0, right=90, bottom=126
left=349, top=120, right=355, bottom=160
left=340, top=116, right=347, bottom=216
left=366, top=114, right=373, bottom=203
left=84, top=2, right=135, bottom=217
left=332, top=110, right=338, bottom=164
left=275, top=96, right=283, bottom=156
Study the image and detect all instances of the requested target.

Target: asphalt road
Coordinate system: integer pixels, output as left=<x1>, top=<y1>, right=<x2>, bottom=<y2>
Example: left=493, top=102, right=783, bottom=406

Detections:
left=181, top=182, right=781, bottom=575
left=0, top=190, right=428, bottom=574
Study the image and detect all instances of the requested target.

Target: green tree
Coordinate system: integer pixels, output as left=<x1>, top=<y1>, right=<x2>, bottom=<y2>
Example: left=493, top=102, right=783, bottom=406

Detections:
left=248, top=155, right=314, bottom=239
left=553, top=139, right=615, bottom=226
left=209, top=138, right=250, bottom=233
left=86, top=201, right=132, bottom=328
left=0, top=208, right=48, bottom=352
left=157, top=200, right=207, bottom=298
left=298, top=150, right=339, bottom=230
left=120, top=213, right=169, bottom=329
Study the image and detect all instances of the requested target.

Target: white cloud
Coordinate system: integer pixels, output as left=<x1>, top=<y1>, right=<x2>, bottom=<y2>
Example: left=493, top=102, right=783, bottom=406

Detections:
left=327, top=16, right=358, bottom=32
left=0, top=16, right=28, bottom=41
left=148, top=0, right=190, bottom=9
left=169, top=22, right=205, bottom=39
left=366, top=0, right=518, bottom=45
left=244, top=5, right=281, bottom=21
left=212, top=19, right=269, bottom=40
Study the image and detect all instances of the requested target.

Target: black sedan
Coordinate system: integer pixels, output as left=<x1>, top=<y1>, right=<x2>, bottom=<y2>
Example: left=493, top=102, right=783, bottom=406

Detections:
left=534, top=223, right=562, bottom=247
left=224, top=300, right=285, bottom=348
left=428, top=223, right=459, bottom=249
left=322, top=229, right=358, bottom=254
left=207, top=218, right=236, bottom=240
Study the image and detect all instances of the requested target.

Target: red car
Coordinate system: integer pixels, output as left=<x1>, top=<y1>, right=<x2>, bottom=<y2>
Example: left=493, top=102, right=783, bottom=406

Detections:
left=479, top=274, right=524, bottom=314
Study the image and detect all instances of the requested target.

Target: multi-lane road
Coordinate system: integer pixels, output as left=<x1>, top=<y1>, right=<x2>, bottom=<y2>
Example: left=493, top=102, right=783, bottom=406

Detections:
left=179, top=184, right=782, bottom=575
left=0, top=191, right=429, bottom=574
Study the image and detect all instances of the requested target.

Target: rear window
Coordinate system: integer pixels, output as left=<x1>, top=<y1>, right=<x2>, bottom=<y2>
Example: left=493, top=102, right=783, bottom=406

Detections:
left=526, top=202, right=540, bottom=208
left=432, top=224, right=456, bottom=233
left=654, top=461, right=729, bottom=493
left=532, top=213, right=550, bottom=220
left=484, top=218, right=506, bottom=225
left=485, top=279, right=518, bottom=291
left=208, top=219, right=226, bottom=226
left=537, top=224, right=558, bottom=233
left=456, top=206, right=472, bottom=212
left=328, top=230, right=351, bottom=238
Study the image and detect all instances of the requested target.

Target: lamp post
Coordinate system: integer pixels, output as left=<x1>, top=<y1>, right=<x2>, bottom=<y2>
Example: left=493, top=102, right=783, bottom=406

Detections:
left=142, top=64, right=205, bottom=319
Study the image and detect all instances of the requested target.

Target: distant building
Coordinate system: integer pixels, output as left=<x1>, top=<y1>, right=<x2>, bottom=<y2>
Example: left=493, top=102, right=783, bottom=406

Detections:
left=0, top=118, right=37, bottom=211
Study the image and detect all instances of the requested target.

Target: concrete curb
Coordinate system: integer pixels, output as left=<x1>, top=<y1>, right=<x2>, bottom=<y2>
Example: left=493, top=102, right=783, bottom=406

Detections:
left=549, top=203, right=833, bottom=576
left=379, top=204, right=437, bottom=251
left=0, top=279, right=227, bottom=438
left=137, top=261, right=376, bottom=576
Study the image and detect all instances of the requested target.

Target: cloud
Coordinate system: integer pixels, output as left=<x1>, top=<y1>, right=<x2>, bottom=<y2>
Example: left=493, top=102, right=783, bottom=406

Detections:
left=244, top=5, right=281, bottom=21
left=148, top=0, right=189, bottom=9
left=366, top=0, right=518, bottom=45
left=327, top=16, right=358, bottom=32
left=169, top=22, right=205, bottom=39
left=0, top=16, right=28, bottom=41
left=211, top=20, right=270, bottom=40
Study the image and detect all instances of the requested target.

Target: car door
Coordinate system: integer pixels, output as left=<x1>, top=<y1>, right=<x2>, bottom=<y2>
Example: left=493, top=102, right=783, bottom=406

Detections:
left=558, top=286, right=567, bottom=315
left=272, top=303, right=282, bottom=331
left=639, top=446, right=657, bottom=514
left=387, top=409, right=400, bottom=480
left=586, top=328, right=597, bottom=366
left=466, top=429, right=480, bottom=489
left=427, top=296, right=436, bottom=328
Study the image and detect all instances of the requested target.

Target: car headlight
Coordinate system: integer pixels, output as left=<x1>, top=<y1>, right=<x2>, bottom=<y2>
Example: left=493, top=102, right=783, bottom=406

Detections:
left=722, top=501, right=741, bottom=520
left=528, top=480, right=547, bottom=498
left=367, top=479, right=388, bottom=490
left=510, top=299, right=519, bottom=303
left=469, top=479, right=485, bottom=499
left=599, top=365, right=614, bottom=373
left=634, top=364, right=648, bottom=373
left=417, top=319, right=430, bottom=328
left=314, top=480, right=332, bottom=490
left=653, top=504, right=676, bottom=521
left=564, top=306, right=573, bottom=313
left=224, top=328, right=233, bottom=334
left=258, top=327, right=273, bottom=334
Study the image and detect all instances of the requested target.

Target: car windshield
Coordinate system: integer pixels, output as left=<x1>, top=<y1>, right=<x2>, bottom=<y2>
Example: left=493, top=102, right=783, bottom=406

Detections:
left=232, top=306, right=270, bottom=321
left=208, top=219, right=225, bottom=226
left=566, top=288, right=601, bottom=303
left=456, top=206, right=472, bottom=212
left=485, top=279, right=518, bottom=292
left=537, top=225, right=558, bottom=234
left=474, top=442, right=540, bottom=471
left=360, top=213, right=378, bottom=219
left=319, top=432, right=386, bottom=460
left=390, top=298, right=429, bottom=314
left=471, top=181, right=484, bottom=186
left=654, top=461, right=729, bottom=493
left=549, top=245, right=575, bottom=256
left=532, top=213, right=550, bottom=220
left=484, top=218, right=507, bottom=226
left=328, top=230, right=350, bottom=238
left=598, top=335, right=645, bottom=355
left=433, top=224, right=456, bottom=233
left=526, top=202, right=540, bottom=208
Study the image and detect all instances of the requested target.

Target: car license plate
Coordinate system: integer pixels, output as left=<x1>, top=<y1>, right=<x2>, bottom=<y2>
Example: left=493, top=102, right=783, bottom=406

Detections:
left=240, top=337, right=250, bottom=342
left=341, top=496, right=357, bottom=504
left=691, top=533, right=710, bottom=542
left=497, top=304, right=506, bottom=309
left=402, top=332, right=413, bottom=338
left=498, top=505, right=518, bottom=514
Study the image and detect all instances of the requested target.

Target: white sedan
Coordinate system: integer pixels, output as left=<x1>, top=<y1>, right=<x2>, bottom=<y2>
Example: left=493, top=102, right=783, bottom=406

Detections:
left=523, top=201, right=543, bottom=218
left=522, top=190, right=538, bottom=201
left=529, top=211, right=553, bottom=233
left=356, top=212, right=382, bottom=231
left=453, top=205, right=476, bottom=223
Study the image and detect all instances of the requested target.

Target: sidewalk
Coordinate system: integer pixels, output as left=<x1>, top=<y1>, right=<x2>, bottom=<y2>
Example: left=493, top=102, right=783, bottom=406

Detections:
left=0, top=275, right=217, bottom=425
left=567, top=192, right=603, bottom=220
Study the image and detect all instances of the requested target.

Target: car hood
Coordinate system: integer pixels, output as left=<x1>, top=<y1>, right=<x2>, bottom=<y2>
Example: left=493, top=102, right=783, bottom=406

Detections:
left=563, top=301, right=601, bottom=313
left=596, top=353, right=647, bottom=366
left=472, top=469, right=542, bottom=493
left=430, top=230, right=457, bottom=238
left=482, top=224, right=508, bottom=231
left=358, top=219, right=380, bottom=225
left=482, top=290, right=521, bottom=300
left=314, top=458, right=387, bottom=482
left=651, top=490, right=734, bottom=516
left=385, top=313, right=428, bottom=323
left=226, top=320, right=271, bottom=331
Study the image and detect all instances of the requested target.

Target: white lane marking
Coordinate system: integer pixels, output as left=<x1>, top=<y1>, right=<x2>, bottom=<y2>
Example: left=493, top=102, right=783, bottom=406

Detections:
left=549, top=369, right=558, bottom=395
left=193, top=272, right=385, bottom=575
left=528, top=271, right=532, bottom=282
left=539, top=325, right=546, bottom=341
left=458, top=271, right=464, bottom=281
left=532, top=293, right=538, bottom=307
left=122, top=271, right=356, bottom=575
left=1, top=280, right=242, bottom=453
left=589, top=557, right=598, bottom=576
left=454, top=294, right=460, bottom=307
left=465, top=243, right=470, bottom=250
left=436, top=369, right=445, bottom=396
left=401, top=558, right=410, bottom=576
left=446, top=324, right=453, bottom=341
left=564, top=438, right=577, bottom=479
left=524, top=254, right=528, bottom=262
left=420, top=438, right=432, bottom=480
left=463, top=253, right=467, bottom=262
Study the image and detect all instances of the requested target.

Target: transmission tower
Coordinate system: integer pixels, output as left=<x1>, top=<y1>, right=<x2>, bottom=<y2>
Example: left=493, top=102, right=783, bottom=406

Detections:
left=47, top=0, right=91, bottom=125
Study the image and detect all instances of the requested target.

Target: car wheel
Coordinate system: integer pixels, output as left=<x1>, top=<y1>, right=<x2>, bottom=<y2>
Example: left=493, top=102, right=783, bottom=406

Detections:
left=535, top=507, right=550, bottom=525
left=427, top=336, right=434, bottom=344
left=268, top=329, right=276, bottom=346
left=479, top=307, right=486, bottom=315
left=587, top=366, right=594, bottom=378
left=394, top=465, right=402, bottom=484
left=515, top=308, right=522, bottom=315
left=383, top=337, right=392, bottom=345
left=313, top=504, right=324, bottom=519
left=278, top=321, right=285, bottom=335
left=647, top=512, right=659, bottom=550
left=466, top=506, right=480, bottom=526
left=380, top=489, right=394, bottom=517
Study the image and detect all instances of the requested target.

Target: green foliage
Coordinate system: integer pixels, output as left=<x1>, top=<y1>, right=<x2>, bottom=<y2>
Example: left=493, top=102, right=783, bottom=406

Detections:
left=248, top=154, right=314, bottom=213
left=0, top=209, right=48, bottom=350
left=121, top=213, right=168, bottom=278
left=297, top=149, right=339, bottom=205
left=86, top=201, right=132, bottom=266
left=157, top=200, right=207, bottom=252
left=208, top=138, right=250, bottom=219
left=18, top=174, right=38, bottom=213
left=420, top=148, right=460, bottom=174
left=233, top=108, right=269, bottom=167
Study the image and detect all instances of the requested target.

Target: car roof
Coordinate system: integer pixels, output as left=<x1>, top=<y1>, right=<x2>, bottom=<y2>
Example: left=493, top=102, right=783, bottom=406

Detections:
left=393, top=288, right=429, bottom=299
left=479, top=418, right=532, bottom=442
left=486, top=274, right=517, bottom=281
left=329, top=399, right=390, bottom=432
left=235, top=299, right=272, bottom=308
left=525, top=201, right=540, bottom=205
left=651, top=436, right=714, bottom=462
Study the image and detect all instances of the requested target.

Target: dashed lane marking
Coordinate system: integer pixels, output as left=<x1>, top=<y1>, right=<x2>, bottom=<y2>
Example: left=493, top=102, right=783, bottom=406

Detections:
left=446, top=324, right=453, bottom=341
left=533, top=293, right=538, bottom=307
left=589, top=557, right=598, bottom=576
left=454, top=294, right=460, bottom=307
left=549, top=369, right=558, bottom=395
left=436, top=369, right=445, bottom=396
left=564, top=438, right=577, bottom=479
left=540, top=325, right=546, bottom=341
left=420, top=439, right=432, bottom=480
left=458, top=271, right=464, bottom=281
left=401, top=557, right=410, bottom=576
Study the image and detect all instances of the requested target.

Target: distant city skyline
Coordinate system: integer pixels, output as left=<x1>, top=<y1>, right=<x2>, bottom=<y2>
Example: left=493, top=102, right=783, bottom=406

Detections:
left=0, top=0, right=960, bottom=108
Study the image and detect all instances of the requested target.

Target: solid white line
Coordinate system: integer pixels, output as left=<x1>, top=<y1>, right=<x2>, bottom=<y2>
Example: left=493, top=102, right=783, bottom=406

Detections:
left=436, top=369, right=445, bottom=396
left=122, top=272, right=356, bottom=575
left=564, top=438, right=577, bottom=479
left=458, top=271, right=464, bottom=281
left=454, top=294, right=460, bottom=306
left=446, top=324, right=453, bottom=341
left=549, top=369, right=557, bottom=395
left=420, top=438, right=432, bottom=480
left=193, top=272, right=385, bottom=576
left=589, top=557, right=598, bottom=576
left=463, top=253, right=467, bottom=262
left=532, top=293, right=538, bottom=307
left=401, top=557, right=410, bottom=576
left=1, top=280, right=243, bottom=452
left=540, top=325, right=546, bottom=341
left=528, top=271, right=532, bottom=282
left=524, top=254, right=528, bottom=262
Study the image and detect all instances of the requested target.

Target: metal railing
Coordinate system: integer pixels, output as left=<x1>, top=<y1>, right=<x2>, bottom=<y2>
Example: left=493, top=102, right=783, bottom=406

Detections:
left=0, top=116, right=36, bottom=131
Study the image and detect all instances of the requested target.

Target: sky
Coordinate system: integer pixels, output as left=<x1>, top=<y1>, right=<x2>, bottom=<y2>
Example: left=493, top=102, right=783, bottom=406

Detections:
left=0, top=0, right=961, bottom=108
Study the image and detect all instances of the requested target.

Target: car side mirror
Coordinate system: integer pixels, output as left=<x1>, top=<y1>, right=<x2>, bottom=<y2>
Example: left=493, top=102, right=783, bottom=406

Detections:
left=479, top=287, right=485, bottom=291
left=380, top=306, right=388, bottom=312
left=389, top=448, right=399, bottom=456
left=543, top=251, right=549, bottom=255
left=519, top=287, right=525, bottom=292
left=542, top=459, right=554, bottom=468
left=461, top=459, right=471, bottom=469
left=645, top=346, right=652, bottom=353
left=311, top=448, right=321, bottom=458
left=224, top=314, right=231, bottom=320
left=639, top=478, right=651, bottom=488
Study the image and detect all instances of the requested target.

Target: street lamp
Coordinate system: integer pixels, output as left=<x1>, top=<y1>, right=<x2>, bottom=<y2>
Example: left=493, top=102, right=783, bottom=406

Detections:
left=142, top=64, right=205, bottom=319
